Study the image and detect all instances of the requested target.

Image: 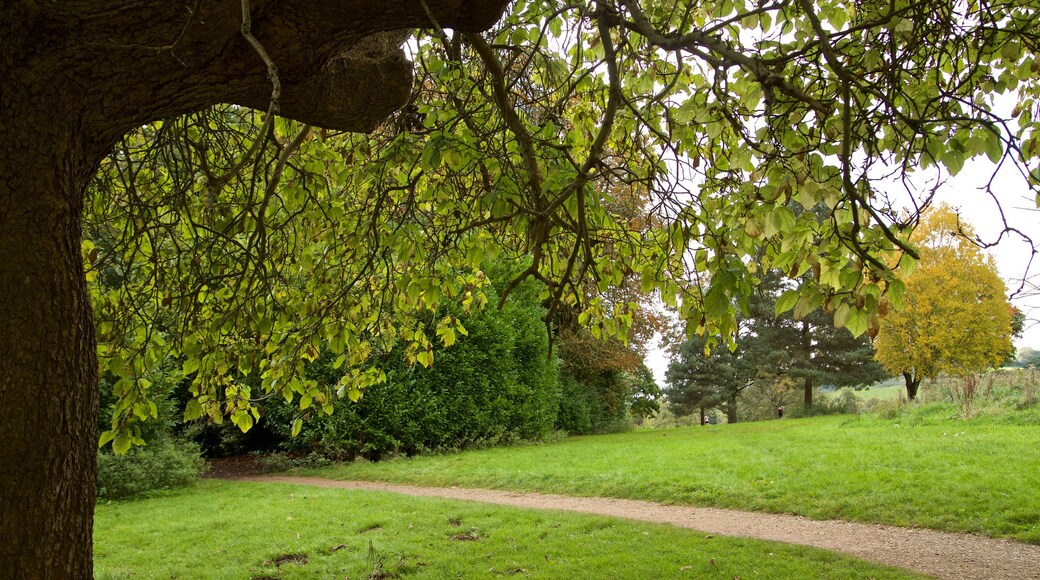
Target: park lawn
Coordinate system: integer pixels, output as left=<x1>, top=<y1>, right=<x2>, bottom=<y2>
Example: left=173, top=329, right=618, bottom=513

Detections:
left=852, top=384, right=906, bottom=401
left=307, top=409, right=1040, bottom=543
left=830, top=381, right=906, bottom=402
left=93, top=480, right=922, bottom=579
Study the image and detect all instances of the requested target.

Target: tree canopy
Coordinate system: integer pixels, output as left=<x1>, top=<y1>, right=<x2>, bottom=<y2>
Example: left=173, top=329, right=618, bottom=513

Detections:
left=90, top=0, right=1040, bottom=445
left=4, top=0, right=1040, bottom=574
left=874, top=205, right=1016, bottom=398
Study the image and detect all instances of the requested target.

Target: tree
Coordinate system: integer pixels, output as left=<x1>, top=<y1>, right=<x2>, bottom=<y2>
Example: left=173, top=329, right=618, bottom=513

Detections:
left=666, top=333, right=750, bottom=424
left=1016, top=347, right=1040, bottom=368
left=0, top=2, right=510, bottom=576
left=4, top=0, right=1039, bottom=575
left=754, top=270, right=888, bottom=408
left=627, top=364, right=662, bottom=424
left=874, top=206, right=1016, bottom=399
left=667, top=271, right=887, bottom=421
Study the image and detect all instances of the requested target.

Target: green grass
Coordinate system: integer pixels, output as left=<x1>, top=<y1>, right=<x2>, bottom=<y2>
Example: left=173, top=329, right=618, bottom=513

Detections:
left=854, top=384, right=906, bottom=401
left=307, top=408, right=1040, bottom=543
left=835, top=382, right=906, bottom=402
left=94, top=480, right=922, bottom=579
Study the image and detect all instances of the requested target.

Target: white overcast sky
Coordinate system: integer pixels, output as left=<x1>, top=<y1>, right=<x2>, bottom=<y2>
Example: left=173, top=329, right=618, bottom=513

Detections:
left=926, top=157, right=1039, bottom=348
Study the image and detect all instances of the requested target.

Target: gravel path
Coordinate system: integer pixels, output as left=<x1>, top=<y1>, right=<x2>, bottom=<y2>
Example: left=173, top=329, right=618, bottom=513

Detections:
left=236, top=475, right=1040, bottom=580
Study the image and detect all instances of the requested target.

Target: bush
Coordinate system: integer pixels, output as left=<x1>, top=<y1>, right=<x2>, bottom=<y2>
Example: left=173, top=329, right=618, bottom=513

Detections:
left=555, top=374, right=593, bottom=435
left=97, top=439, right=206, bottom=500
left=263, top=278, right=562, bottom=460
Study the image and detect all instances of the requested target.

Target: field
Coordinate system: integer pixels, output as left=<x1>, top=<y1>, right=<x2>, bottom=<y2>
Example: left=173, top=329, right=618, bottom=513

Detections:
left=94, top=480, right=921, bottom=579
left=826, top=379, right=907, bottom=402
left=307, top=407, right=1040, bottom=542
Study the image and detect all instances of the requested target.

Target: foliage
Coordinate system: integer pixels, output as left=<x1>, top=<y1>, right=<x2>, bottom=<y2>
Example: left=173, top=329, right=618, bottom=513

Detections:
left=637, top=401, right=714, bottom=429
left=554, top=329, right=651, bottom=433
left=915, top=368, right=1039, bottom=415
left=666, top=266, right=887, bottom=420
left=311, top=413, right=1040, bottom=542
left=666, top=332, right=748, bottom=423
left=626, top=364, right=662, bottom=423
left=874, top=206, right=1015, bottom=399
left=780, top=387, right=863, bottom=418
left=96, top=439, right=205, bottom=500
left=754, top=268, right=888, bottom=408
left=96, top=356, right=206, bottom=500
left=262, top=278, right=560, bottom=459
left=84, top=0, right=1040, bottom=449
left=1015, top=347, right=1040, bottom=368
left=94, top=481, right=921, bottom=579
left=554, top=374, right=595, bottom=435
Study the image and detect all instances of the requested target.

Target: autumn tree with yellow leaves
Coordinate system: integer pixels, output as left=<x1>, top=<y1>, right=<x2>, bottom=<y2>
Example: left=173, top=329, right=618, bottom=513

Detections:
left=875, top=206, right=1014, bottom=400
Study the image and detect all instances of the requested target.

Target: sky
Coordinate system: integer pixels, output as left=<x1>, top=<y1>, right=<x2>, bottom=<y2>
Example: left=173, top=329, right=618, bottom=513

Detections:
left=928, top=158, right=1039, bottom=348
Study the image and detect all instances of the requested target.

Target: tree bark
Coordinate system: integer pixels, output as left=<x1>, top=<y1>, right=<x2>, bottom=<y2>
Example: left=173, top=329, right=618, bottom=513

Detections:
left=801, top=320, right=813, bottom=408
left=0, top=131, right=102, bottom=578
left=726, top=395, right=738, bottom=424
left=903, top=371, right=921, bottom=401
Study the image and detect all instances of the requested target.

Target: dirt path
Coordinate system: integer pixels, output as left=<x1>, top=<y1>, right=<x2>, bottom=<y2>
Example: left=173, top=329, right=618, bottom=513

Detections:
left=235, top=475, right=1040, bottom=580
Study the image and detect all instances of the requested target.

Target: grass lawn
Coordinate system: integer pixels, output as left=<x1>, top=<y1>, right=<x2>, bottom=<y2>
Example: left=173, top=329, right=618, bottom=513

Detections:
left=853, top=384, right=906, bottom=401
left=94, top=480, right=922, bottom=579
left=829, top=381, right=906, bottom=402
left=306, top=408, right=1040, bottom=543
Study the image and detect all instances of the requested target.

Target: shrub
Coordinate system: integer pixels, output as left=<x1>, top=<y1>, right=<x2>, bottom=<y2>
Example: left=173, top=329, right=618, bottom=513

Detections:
left=263, top=278, right=562, bottom=460
left=97, top=439, right=206, bottom=500
left=863, top=397, right=903, bottom=419
left=555, top=374, right=594, bottom=435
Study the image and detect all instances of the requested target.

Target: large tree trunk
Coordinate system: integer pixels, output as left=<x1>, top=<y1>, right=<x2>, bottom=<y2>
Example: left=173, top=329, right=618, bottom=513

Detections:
left=725, top=395, right=738, bottom=424
left=903, top=371, right=921, bottom=401
left=801, top=320, right=813, bottom=408
left=0, top=134, right=101, bottom=577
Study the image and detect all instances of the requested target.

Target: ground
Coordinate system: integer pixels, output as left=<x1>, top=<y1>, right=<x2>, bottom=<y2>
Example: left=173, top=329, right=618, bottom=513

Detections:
left=232, top=474, right=1040, bottom=580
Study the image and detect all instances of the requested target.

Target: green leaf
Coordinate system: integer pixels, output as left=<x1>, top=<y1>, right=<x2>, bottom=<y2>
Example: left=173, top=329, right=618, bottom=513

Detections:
left=984, top=130, right=1003, bottom=163
left=833, top=302, right=851, bottom=328
left=704, top=285, right=730, bottom=318
left=942, top=149, right=965, bottom=175
left=774, top=289, right=800, bottom=316
left=183, top=398, right=204, bottom=421
left=113, top=434, right=132, bottom=455
left=846, top=308, right=869, bottom=337
left=793, top=294, right=815, bottom=320
left=98, top=430, right=116, bottom=449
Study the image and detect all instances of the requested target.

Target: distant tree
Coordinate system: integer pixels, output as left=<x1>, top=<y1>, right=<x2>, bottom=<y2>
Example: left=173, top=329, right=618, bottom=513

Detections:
left=555, top=328, right=646, bottom=433
left=1017, top=347, right=1040, bottom=369
left=666, top=334, right=749, bottom=424
left=874, top=206, right=1015, bottom=399
left=626, top=365, right=662, bottom=424
left=667, top=265, right=888, bottom=418
left=752, top=269, right=888, bottom=408
left=1006, top=307, right=1027, bottom=365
